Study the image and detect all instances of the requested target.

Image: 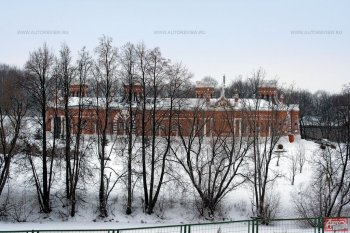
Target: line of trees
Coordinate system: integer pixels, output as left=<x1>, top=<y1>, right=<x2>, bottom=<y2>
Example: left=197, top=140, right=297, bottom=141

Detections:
left=292, top=87, right=350, bottom=221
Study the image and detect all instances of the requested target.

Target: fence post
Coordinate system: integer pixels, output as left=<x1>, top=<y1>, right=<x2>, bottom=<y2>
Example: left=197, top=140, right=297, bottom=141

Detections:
left=250, top=217, right=261, bottom=233
left=188, top=224, right=191, bottom=233
left=316, top=217, right=324, bottom=233
left=314, top=218, right=317, bottom=233
left=319, top=217, right=321, bottom=233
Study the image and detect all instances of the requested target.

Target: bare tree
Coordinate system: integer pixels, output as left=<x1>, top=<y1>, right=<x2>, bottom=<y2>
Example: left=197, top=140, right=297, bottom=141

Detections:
left=55, top=43, right=75, bottom=201
left=25, top=44, right=55, bottom=213
left=227, top=75, right=255, bottom=99
left=287, top=152, right=298, bottom=185
left=138, top=45, right=191, bottom=214
left=296, top=141, right=306, bottom=173
left=201, top=76, right=218, bottom=88
left=0, top=68, right=27, bottom=196
left=119, top=42, right=137, bottom=215
left=139, top=46, right=170, bottom=215
left=92, top=36, right=119, bottom=217
left=242, top=74, right=287, bottom=223
left=283, top=89, right=314, bottom=139
left=293, top=146, right=350, bottom=218
left=135, top=43, right=150, bottom=214
left=66, top=47, right=94, bottom=217
left=172, top=97, right=250, bottom=217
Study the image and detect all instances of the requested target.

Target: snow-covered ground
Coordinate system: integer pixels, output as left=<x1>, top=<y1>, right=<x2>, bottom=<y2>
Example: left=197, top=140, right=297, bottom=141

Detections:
left=0, top=135, right=319, bottom=231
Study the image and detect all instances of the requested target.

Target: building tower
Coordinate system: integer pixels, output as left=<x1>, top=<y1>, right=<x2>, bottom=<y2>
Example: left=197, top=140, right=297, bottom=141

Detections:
left=69, top=84, right=88, bottom=97
left=195, top=81, right=215, bottom=102
left=257, top=80, right=278, bottom=101
left=257, top=80, right=286, bottom=105
left=123, top=82, right=143, bottom=102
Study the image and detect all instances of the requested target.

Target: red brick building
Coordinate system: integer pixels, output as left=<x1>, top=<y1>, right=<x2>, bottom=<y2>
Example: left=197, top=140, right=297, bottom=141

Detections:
left=46, top=80, right=299, bottom=139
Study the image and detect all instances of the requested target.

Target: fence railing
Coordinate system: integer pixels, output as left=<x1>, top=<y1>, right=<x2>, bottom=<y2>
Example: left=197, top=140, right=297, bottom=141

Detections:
left=1, top=217, right=348, bottom=233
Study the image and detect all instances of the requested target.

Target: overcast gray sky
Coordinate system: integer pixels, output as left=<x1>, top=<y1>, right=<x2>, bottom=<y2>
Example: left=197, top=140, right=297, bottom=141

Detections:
left=0, top=0, right=349, bottom=93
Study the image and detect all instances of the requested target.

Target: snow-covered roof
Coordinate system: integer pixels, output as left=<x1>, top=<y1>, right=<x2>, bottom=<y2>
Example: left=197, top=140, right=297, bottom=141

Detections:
left=50, top=96, right=298, bottom=112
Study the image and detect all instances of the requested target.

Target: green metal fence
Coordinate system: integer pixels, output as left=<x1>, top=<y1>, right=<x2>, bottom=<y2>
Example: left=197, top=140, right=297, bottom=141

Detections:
left=1, top=217, right=348, bottom=233
left=254, top=217, right=323, bottom=233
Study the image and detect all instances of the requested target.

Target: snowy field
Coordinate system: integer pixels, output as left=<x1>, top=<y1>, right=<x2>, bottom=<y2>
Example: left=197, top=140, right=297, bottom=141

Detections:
left=0, top=135, right=321, bottom=231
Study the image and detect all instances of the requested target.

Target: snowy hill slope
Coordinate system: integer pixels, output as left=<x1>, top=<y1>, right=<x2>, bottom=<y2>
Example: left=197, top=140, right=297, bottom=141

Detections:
left=0, top=136, right=320, bottom=230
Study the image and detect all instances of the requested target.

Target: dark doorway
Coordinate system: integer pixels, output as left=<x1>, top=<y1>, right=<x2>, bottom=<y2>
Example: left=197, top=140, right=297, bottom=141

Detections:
left=54, top=117, right=61, bottom=139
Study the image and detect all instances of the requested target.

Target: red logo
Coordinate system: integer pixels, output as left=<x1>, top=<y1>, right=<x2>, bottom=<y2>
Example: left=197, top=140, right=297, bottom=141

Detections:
left=324, top=218, right=348, bottom=232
